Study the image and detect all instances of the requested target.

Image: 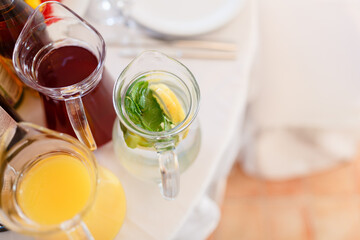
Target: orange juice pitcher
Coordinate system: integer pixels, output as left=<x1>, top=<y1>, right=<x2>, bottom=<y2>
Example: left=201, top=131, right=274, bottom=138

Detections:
left=0, top=122, right=126, bottom=239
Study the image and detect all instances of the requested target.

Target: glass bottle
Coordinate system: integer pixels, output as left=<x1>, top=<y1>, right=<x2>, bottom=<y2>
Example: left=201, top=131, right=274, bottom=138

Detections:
left=0, top=0, right=33, bottom=108
left=0, top=92, right=21, bottom=122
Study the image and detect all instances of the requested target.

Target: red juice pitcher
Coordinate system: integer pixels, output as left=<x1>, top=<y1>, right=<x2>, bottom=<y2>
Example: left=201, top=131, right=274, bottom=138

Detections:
left=13, top=1, right=116, bottom=150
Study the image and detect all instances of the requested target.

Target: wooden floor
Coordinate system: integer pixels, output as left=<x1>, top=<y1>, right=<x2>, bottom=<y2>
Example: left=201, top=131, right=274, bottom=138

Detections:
left=209, top=149, right=360, bottom=240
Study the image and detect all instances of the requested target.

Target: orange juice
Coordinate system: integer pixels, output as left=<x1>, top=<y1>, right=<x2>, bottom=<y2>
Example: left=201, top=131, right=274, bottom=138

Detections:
left=84, top=167, right=126, bottom=240
left=16, top=154, right=93, bottom=225
left=36, top=167, right=127, bottom=240
left=15, top=154, right=126, bottom=240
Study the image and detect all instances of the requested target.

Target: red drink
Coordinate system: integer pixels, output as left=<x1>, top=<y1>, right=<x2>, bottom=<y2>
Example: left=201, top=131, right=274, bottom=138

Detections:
left=0, top=0, right=33, bottom=60
left=37, top=45, right=116, bottom=147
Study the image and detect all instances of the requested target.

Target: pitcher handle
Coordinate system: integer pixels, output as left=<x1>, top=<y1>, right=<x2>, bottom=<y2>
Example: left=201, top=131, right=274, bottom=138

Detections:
left=156, top=143, right=180, bottom=200
left=66, top=221, right=94, bottom=240
left=65, top=96, right=97, bottom=151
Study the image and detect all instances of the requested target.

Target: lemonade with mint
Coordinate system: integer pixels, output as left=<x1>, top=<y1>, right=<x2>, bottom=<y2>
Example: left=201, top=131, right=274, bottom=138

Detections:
left=120, top=71, right=188, bottom=149
left=113, top=71, right=201, bottom=181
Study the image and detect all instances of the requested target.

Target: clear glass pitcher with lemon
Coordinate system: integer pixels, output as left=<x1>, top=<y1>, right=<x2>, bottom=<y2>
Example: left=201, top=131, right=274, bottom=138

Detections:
left=113, top=50, right=201, bottom=200
left=0, top=122, right=126, bottom=239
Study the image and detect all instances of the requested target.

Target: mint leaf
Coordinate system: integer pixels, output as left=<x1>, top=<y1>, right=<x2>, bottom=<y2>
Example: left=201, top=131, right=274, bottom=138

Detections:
left=124, top=80, right=173, bottom=132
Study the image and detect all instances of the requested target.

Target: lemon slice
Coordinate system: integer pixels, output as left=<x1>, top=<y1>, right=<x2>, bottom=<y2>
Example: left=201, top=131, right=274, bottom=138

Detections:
left=149, top=83, right=185, bottom=124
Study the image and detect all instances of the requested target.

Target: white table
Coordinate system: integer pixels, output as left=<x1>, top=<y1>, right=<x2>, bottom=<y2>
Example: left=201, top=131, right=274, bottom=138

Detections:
left=3, top=0, right=257, bottom=239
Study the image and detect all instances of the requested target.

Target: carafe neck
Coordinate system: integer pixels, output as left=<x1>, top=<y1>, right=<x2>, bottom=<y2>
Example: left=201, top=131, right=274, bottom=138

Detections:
left=0, top=0, right=14, bottom=11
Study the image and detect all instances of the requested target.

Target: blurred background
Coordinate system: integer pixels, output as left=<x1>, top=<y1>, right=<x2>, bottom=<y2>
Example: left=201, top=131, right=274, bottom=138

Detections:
left=210, top=0, right=360, bottom=239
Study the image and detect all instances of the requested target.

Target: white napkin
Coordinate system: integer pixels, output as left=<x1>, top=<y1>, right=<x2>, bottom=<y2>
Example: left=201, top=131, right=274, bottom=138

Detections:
left=241, top=0, right=360, bottom=179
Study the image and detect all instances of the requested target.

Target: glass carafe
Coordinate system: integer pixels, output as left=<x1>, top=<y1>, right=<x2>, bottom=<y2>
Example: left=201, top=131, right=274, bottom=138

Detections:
left=112, top=50, right=201, bottom=200
left=13, top=1, right=116, bottom=150
left=0, top=123, right=126, bottom=239
left=0, top=122, right=97, bottom=239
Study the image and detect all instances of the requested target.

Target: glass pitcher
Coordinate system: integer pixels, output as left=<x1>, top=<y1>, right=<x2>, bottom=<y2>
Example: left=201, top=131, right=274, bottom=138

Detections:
left=13, top=1, right=116, bottom=150
left=0, top=122, right=97, bottom=239
left=0, top=122, right=126, bottom=239
left=112, top=50, right=201, bottom=200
